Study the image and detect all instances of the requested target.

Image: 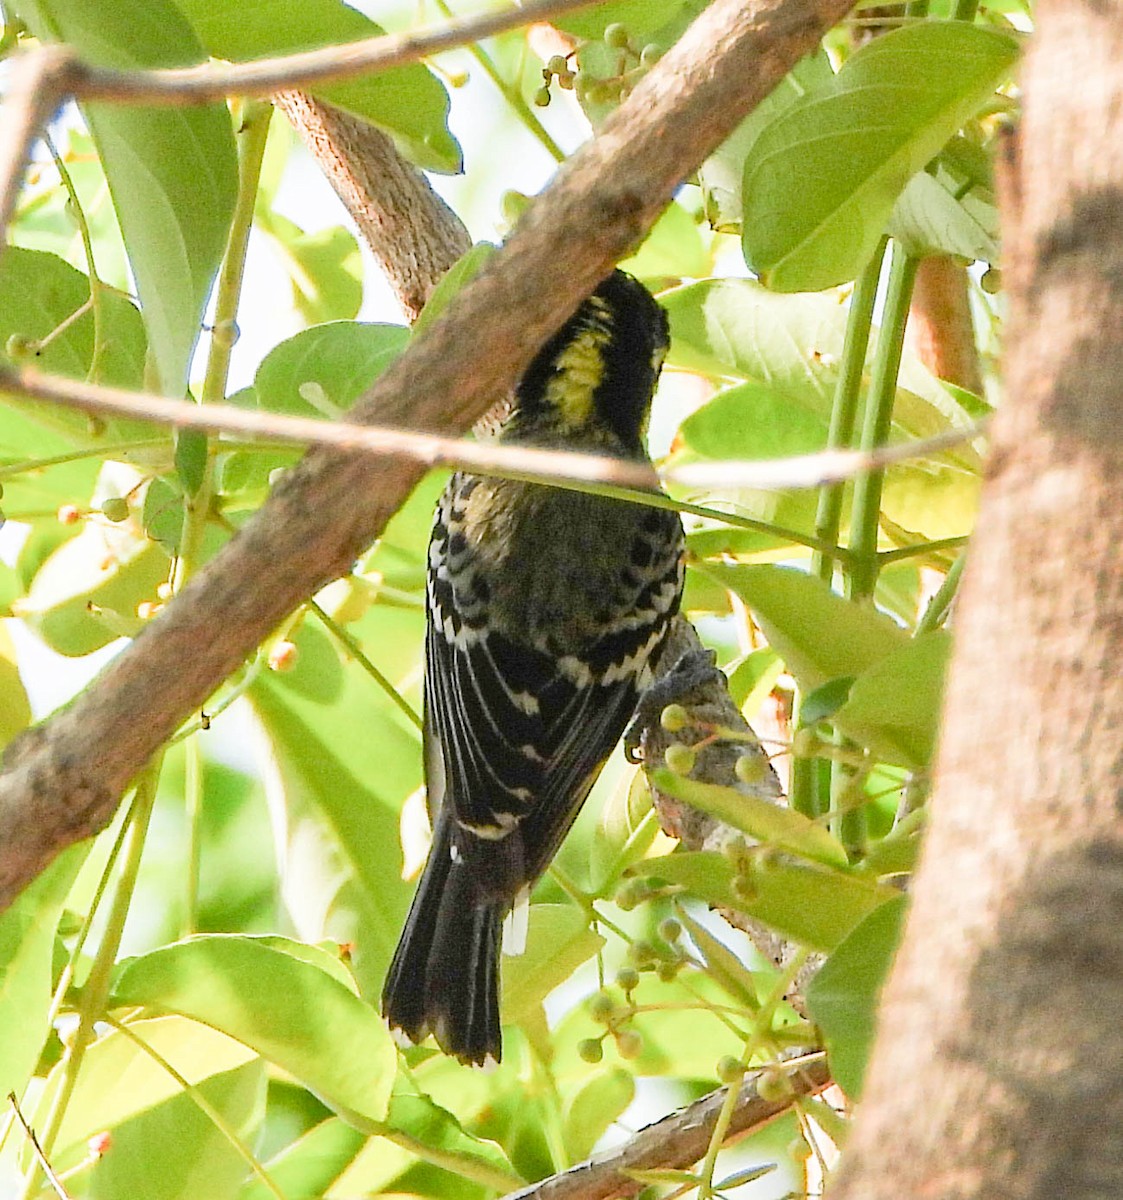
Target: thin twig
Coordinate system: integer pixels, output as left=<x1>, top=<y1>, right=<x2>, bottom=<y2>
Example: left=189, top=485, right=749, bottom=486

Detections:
left=27, top=0, right=598, bottom=106
left=499, top=1055, right=831, bottom=1200
left=7, top=1093, right=70, bottom=1200
left=0, top=365, right=986, bottom=496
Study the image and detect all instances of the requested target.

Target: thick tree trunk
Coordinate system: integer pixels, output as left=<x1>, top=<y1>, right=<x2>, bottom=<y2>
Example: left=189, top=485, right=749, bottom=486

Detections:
left=830, top=4, right=1123, bottom=1197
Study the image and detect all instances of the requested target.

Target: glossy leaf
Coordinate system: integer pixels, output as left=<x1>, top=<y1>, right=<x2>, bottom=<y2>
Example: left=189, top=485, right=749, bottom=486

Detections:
left=0, top=846, right=84, bottom=1101
left=11, top=0, right=238, bottom=394
left=742, top=22, right=1018, bottom=290
left=175, top=0, right=461, bottom=173
left=806, top=894, right=908, bottom=1097
left=650, top=768, right=849, bottom=868
left=43, top=1016, right=258, bottom=1165
left=834, top=631, right=951, bottom=769
left=629, top=851, right=898, bottom=952
left=703, top=564, right=907, bottom=689
left=111, top=934, right=397, bottom=1124
left=239, top=1118, right=365, bottom=1200
left=564, top=1068, right=635, bottom=1161
left=88, top=1060, right=264, bottom=1200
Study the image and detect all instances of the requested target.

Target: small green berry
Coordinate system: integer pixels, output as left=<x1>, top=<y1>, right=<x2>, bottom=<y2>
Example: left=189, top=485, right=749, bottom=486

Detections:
left=981, top=266, right=1002, bottom=294
left=558, top=72, right=575, bottom=90
left=627, top=939, right=656, bottom=968
left=791, top=727, right=820, bottom=759
left=533, top=86, right=552, bottom=108
left=735, top=753, right=767, bottom=785
left=656, top=960, right=681, bottom=983
left=640, top=43, right=662, bottom=67
left=756, top=1067, right=793, bottom=1104
left=589, top=991, right=616, bottom=1023
left=5, top=332, right=37, bottom=360
left=660, top=703, right=689, bottom=732
left=615, top=1029, right=643, bottom=1059
left=658, top=917, right=682, bottom=943
left=603, top=22, right=630, bottom=49
left=547, top=54, right=568, bottom=75
left=616, top=966, right=640, bottom=992
left=716, top=1055, right=744, bottom=1083
left=664, top=743, right=696, bottom=776
left=577, top=1037, right=604, bottom=1064
left=100, top=497, right=129, bottom=523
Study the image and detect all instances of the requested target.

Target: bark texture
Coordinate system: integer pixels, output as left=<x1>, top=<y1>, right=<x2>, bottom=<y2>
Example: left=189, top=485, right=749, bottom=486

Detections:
left=830, top=4, right=1123, bottom=1196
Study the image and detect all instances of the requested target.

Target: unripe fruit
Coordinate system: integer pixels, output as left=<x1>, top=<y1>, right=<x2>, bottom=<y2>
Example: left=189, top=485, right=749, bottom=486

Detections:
left=735, top=753, right=767, bottom=785
left=615, top=1029, right=643, bottom=1059
left=604, top=22, right=629, bottom=48
left=660, top=703, right=688, bottom=732
left=100, top=497, right=129, bottom=522
left=577, top=1037, right=604, bottom=1064
left=664, top=743, right=696, bottom=776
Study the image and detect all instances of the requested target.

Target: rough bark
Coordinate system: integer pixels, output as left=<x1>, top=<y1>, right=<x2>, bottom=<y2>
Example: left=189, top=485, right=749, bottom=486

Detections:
left=829, top=4, right=1123, bottom=1196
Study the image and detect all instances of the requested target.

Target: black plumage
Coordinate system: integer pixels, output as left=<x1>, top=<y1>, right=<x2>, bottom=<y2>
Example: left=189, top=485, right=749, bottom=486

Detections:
left=381, top=271, right=685, bottom=1065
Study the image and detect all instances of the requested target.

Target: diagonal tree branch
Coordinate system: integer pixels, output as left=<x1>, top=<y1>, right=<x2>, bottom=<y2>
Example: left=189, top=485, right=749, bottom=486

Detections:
left=0, top=0, right=858, bottom=911
left=501, top=1055, right=832, bottom=1200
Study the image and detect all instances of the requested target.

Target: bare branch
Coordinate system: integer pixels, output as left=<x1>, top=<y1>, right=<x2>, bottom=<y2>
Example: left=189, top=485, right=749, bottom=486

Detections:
left=18, top=0, right=598, bottom=106
left=273, top=94, right=471, bottom=321
left=0, top=0, right=859, bottom=911
left=501, top=1055, right=832, bottom=1200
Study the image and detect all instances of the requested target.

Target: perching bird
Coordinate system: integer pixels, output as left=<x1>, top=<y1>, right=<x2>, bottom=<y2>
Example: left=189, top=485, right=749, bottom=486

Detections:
left=381, top=270, right=685, bottom=1066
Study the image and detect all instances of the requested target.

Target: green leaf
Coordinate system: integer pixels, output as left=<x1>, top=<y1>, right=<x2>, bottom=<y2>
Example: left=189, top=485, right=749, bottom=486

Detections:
left=0, top=625, right=31, bottom=748
left=13, top=520, right=171, bottom=656
left=727, top=647, right=782, bottom=712
left=703, top=564, right=907, bottom=690
left=799, top=676, right=855, bottom=726
left=253, top=322, right=409, bottom=417
left=834, top=632, right=951, bottom=769
left=0, top=846, right=85, bottom=1101
left=501, top=905, right=605, bottom=1025
left=564, top=1069, right=635, bottom=1161
left=620, top=201, right=709, bottom=282
left=887, top=169, right=999, bottom=261
left=714, top=1164, right=777, bottom=1190
left=677, top=908, right=759, bottom=1012
left=110, top=934, right=397, bottom=1125
left=680, top=381, right=829, bottom=460
left=556, top=0, right=686, bottom=39
left=741, top=22, right=1018, bottom=290
left=629, top=851, right=898, bottom=952
left=412, top=242, right=496, bottom=340
left=88, top=1060, right=264, bottom=1200
left=650, top=768, right=849, bottom=868
left=258, top=213, right=364, bottom=325
left=44, top=1016, right=258, bottom=1165
left=699, top=51, right=834, bottom=234
left=174, top=428, right=209, bottom=496
left=12, top=0, right=239, bottom=394
left=806, top=894, right=908, bottom=1097
left=175, top=0, right=461, bottom=173
left=249, top=617, right=421, bottom=997
left=239, top=1118, right=365, bottom=1200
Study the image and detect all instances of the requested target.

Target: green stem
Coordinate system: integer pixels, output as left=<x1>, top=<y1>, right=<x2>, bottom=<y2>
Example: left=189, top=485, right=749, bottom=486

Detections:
left=697, top=950, right=809, bottom=1199
left=877, top=534, right=969, bottom=566
left=432, top=0, right=566, bottom=163
left=812, top=238, right=888, bottom=585
left=105, top=1016, right=286, bottom=1200
left=44, top=132, right=107, bottom=385
left=916, top=551, right=966, bottom=635
left=847, top=243, right=920, bottom=601
left=175, top=99, right=272, bottom=590
left=184, top=734, right=203, bottom=934
left=307, top=599, right=423, bottom=732
left=20, top=763, right=160, bottom=1199
left=794, top=241, right=883, bottom=819
left=0, top=440, right=168, bottom=480
left=952, top=0, right=980, bottom=19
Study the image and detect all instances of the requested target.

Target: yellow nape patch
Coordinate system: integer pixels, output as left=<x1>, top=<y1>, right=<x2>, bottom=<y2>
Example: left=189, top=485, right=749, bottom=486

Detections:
left=545, top=316, right=611, bottom=428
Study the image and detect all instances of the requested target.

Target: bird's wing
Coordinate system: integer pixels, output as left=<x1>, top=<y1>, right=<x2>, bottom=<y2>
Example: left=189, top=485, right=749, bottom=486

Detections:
left=424, top=615, right=642, bottom=854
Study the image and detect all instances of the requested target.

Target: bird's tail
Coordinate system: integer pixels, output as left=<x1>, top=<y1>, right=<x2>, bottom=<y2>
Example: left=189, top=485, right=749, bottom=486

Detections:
left=381, top=818, right=504, bottom=1067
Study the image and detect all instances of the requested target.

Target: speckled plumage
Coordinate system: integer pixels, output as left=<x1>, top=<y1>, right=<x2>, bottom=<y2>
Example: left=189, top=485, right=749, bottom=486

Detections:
left=382, top=271, right=684, bottom=1066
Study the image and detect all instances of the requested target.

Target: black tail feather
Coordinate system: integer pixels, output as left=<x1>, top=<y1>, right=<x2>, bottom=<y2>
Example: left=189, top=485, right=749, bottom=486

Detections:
left=382, top=819, right=504, bottom=1066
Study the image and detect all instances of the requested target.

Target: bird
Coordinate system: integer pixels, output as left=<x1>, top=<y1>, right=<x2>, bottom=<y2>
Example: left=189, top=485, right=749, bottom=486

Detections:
left=381, top=269, right=685, bottom=1066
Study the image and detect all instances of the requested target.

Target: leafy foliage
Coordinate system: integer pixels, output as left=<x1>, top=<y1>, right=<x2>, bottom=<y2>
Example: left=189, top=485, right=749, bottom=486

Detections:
left=0, top=0, right=1019, bottom=1196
